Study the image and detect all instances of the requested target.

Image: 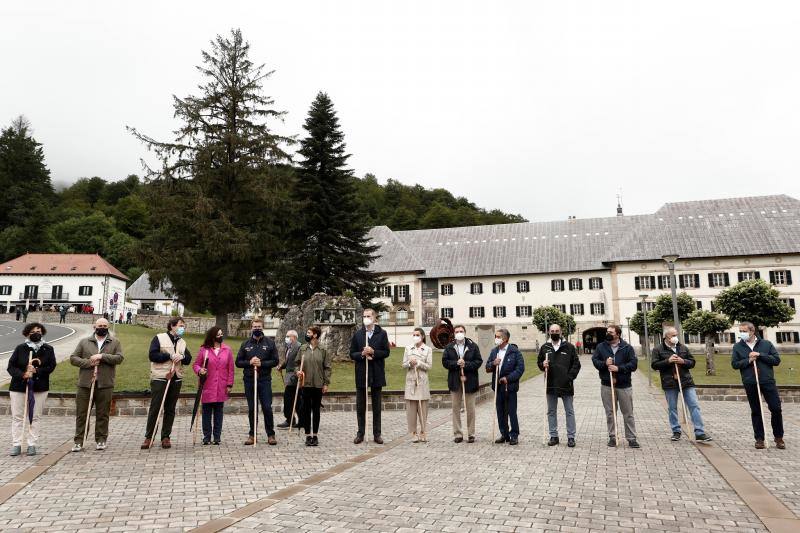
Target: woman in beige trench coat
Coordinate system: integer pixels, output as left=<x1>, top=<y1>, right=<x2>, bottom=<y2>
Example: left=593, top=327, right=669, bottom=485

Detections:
left=403, top=327, right=432, bottom=442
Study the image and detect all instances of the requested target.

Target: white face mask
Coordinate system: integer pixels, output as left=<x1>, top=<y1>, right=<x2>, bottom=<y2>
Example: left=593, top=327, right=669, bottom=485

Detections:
left=494, top=337, right=503, bottom=346
left=739, top=331, right=750, bottom=341
left=412, top=335, right=421, bottom=344
left=284, top=337, right=291, bottom=345
left=669, top=336, right=679, bottom=345
left=454, top=332, right=465, bottom=342
left=363, top=317, right=373, bottom=327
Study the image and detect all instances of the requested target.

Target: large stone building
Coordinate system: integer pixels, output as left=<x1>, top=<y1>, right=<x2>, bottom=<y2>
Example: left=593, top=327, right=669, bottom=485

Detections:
left=368, top=195, right=800, bottom=353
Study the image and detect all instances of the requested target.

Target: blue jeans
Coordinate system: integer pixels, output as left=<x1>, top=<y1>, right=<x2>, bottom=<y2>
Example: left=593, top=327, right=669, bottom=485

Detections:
left=665, top=387, right=705, bottom=436
left=244, top=378, right=274, bottom=437
left=546, top=394, right=576, bottom=438
left=201, top=402, right=224, bottom=441
left=495, top=387, right=519, bottom=439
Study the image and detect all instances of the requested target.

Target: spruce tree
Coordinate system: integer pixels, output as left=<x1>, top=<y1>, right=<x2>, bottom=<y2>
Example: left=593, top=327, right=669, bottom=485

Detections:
left=283, top=92, right=381, bottom=306
left=128, top=29, right=293, bottom=330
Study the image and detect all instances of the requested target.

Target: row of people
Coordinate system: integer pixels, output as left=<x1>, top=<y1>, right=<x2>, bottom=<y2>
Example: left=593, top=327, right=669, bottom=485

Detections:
left=6, top=314, right=786, bottom=454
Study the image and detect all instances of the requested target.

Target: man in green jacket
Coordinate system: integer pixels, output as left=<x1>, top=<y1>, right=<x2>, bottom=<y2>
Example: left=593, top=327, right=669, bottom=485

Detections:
left=732, top=321, right=784, bottom=449
left=69, top=318, right=124, bottom=452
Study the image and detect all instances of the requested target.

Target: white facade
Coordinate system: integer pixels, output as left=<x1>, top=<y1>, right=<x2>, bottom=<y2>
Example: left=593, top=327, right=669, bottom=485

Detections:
left=0, top=273, right=127, bottom=315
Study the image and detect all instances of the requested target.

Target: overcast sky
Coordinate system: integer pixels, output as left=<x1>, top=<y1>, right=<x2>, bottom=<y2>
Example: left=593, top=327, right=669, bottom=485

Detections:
left=2, top=1, right=799, bottom=222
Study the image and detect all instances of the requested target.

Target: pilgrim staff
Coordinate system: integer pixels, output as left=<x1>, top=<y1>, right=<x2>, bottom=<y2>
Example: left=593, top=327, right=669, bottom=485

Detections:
left=148, top=362, right=175, bottom=450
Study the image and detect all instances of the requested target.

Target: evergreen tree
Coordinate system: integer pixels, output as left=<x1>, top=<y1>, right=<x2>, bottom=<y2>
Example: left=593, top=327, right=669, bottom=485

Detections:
left=282, top=91, right=382, bottom=306
left=128, top=29, right=293, bottom=330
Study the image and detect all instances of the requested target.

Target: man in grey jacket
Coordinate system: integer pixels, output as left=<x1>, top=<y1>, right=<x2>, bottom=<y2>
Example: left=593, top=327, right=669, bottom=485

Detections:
left=276, top=330, right=302, bottom=429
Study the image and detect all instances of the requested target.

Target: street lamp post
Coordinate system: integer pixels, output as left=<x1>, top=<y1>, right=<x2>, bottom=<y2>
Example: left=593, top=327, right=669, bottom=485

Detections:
left=640, top=293, right=650, bottom=386
left=662, top=254, right=683, bottom=342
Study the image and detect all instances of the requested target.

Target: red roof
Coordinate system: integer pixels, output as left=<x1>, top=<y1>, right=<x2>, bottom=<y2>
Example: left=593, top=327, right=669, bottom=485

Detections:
left=0, top=253, right=129, bottom=281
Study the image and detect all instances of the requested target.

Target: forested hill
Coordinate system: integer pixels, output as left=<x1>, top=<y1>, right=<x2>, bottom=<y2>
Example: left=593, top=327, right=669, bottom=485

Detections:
left=353, top=173, right=527, bottom=230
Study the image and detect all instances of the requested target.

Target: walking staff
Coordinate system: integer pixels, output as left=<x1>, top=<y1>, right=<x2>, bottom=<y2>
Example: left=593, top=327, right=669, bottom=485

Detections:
left=253, top=367, right=258, bottom=447
left=538, top=325, right=581, bottom=447
left=21, top=349, right=33, bottom=446
left=731, top=322, right=785, bottom=449
left=486, top=328, right=525, bottom=445
left=609, top=368, right=619, bottom=448
left=148, top=362, right=175, bottom=450
left=349, top=308, right=391, bottom=445
left=236, top=318, right=279, bottom=446
left=674, top=363, right=692, bottom=432
left=542, top=352, right=549, bottom=445
left=190, top=355, right=208, bottom=446
left=289, top=353, right=305, bottom=436
left=83, top=365, right=98, bottom=446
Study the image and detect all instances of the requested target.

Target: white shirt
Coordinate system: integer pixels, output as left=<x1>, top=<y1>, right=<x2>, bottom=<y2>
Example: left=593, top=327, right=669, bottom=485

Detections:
left=550, top=340, right=561, bottom=352
left=366, top=327, right=374, bottom=343
left=496, top=345, right=508, bottom=366
left=94, top=335, right=106, bottom=353
left=746, top=337, right=757, bottom=350
left=456, top=341, right=465, bottom=358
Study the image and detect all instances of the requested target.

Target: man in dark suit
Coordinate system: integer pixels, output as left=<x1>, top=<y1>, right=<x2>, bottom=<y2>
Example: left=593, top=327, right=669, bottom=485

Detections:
left=276, top=329, right=302, bottom=429
left=485, top=328, right=525, bottom=445
left=349, top=308, right=391, bottom=444
left=442, top=324, right=483, bottom=443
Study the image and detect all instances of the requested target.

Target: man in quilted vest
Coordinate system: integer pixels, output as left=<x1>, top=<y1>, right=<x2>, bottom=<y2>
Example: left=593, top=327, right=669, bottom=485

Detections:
left=142, top=317, right=192, bottom=449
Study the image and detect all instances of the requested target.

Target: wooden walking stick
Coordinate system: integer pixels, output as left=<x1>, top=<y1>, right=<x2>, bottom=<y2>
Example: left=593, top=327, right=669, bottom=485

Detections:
left=148, top=362, right=176, bottom=450
left=253, top=366, right=258, bottom=447
left=674, top=363, right=693, bottom=436
left=543, top=353, right=549, bottom=445
left=364, top=350, right=369, bottom=444
left=83, top=364, right=98, bottom=446
left=459, top=355, right=467, bottom=417
left=289, top=352, right=305, bottom=437
left=491, top=360, right=499, bottom=443
left=753, top=359, right=769, bottom=449
left=192, top=352, right=208, bottom=446
left=609, top=369, right=619, bottom=448
left=21, top=349, right=32, bottom=446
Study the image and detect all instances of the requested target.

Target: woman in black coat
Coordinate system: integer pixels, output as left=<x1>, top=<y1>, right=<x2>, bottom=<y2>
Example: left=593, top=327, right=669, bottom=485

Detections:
left=6, top=322, right=57, bottom=456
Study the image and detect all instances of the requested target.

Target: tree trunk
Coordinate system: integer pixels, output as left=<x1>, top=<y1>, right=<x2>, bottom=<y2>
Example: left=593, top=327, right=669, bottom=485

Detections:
left=704, top=333, right=716, bottom=376
left=215, top=313, right=229, bottom=336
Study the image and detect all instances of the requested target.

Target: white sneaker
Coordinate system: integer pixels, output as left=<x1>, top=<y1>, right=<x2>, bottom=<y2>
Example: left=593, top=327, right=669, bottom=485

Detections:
left=96, top=441, right=106, bottom=451
left=71, top=443, right=83, bottom=452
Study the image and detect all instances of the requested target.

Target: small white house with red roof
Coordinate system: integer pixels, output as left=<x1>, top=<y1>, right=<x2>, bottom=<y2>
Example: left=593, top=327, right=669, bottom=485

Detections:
left=0, top=253, right=128, bottom=315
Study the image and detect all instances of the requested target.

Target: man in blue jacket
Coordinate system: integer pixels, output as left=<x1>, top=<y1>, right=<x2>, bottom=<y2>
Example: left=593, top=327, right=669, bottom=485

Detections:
left=591, top=325, right=640, bottom=448
left=485, top=328, right=525, bottom=445
left=236, top=318, right=279, bottom=446
left=349, top=308, right=391, bottom=444
left=732, top=321, right=785, bottom=449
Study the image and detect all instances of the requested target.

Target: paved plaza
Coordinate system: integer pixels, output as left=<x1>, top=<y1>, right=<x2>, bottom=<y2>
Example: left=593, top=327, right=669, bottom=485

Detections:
left=0, top=356, right=798, bottom=532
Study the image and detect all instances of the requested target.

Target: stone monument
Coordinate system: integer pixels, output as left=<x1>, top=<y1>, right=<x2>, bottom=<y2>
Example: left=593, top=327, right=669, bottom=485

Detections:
left=275, top=293, right=363, bottom=361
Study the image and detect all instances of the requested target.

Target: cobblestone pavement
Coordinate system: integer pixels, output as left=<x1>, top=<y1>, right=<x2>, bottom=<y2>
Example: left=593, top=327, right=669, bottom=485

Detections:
left=0, top=355, right=798, bottom=532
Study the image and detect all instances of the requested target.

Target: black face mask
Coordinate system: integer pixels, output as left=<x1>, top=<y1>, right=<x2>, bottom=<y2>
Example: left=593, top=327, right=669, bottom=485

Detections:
left=605, top=333, right=614, bottom=342
left=252, top=329, right=263, bottom=338
left=305, top=334, right=312, bottom=343
left=29, top=332, right=42, bottom=343
left=550, top=334, right=560, bottom=342
left=95, top=328, right=109, bottom=337
left=216, top=336, right=224, bottom=343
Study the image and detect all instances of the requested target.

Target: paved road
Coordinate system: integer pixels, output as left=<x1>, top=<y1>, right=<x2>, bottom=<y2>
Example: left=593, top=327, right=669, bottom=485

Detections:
left=0, top=320, right=74, bottom=354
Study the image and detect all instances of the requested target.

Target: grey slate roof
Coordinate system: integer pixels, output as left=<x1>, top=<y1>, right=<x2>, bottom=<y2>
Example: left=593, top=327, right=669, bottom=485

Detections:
left=367, top=195, right=800, bottom=278
left=127, top=273, right=175, bottom=300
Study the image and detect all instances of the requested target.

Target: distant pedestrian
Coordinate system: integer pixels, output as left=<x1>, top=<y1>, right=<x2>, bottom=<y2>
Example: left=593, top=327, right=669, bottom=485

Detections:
left=59, top=305, right=67, bottom=324
left=126, top=311, right=132, bottom=324
left=21, top=307, right=29, bottom=323
left=7, top=322, right=57, bottom=456
left=732, top=322, right=785, bottom=449
left=15, top=307, right=21, bottom=321
left=193, top=327, right=234, bottom=445
left=403, top=327, right=432, bottom=442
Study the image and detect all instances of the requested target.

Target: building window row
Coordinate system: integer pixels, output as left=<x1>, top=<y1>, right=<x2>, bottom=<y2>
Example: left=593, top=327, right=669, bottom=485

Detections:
left=641, top=270, right=791, bottom=291
left=441, top=277, right=604, bottom=296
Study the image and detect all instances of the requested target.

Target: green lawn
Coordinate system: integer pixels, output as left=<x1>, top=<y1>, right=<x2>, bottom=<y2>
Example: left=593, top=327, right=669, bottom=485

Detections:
left=42, top=324, right=541, bottom=393
left=687, top=354, right=800, bottom=386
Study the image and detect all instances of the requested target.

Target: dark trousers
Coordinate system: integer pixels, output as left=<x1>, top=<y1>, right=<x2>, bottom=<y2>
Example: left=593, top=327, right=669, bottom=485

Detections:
left=301, top=387, right=323, bottom=435
left=59, top=315, right=66, bottom=324
left=145, top=379, right=183, bottom=440
left=283, top=383, right=301, bottom=423
left=356, top=386, right=382, bottom=437
left=244, top=378, right=274, bottom=437
left=202, top=402, right=224, bottom=441
left=744, top=382, right=784, bottom=440
left=495, top=387, right=519, bottom=439
left=74, top=386, right=113, bottom=445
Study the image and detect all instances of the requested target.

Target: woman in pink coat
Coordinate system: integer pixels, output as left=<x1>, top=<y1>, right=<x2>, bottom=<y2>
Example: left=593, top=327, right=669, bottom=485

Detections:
left=193, top=327, right=235, bottom=445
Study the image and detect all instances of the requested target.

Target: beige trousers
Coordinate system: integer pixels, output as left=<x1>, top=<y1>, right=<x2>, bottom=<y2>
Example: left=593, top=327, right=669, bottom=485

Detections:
left=406, top=399, right=428, bottom=434
left=10, top=391, right=48, bottom=447
left=451, top=391, right=477, bottom=438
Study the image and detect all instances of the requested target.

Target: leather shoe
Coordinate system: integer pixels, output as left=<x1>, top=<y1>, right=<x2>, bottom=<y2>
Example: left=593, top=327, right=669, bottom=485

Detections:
left=268, top=435, right=277, bottom=445
left=494, top=436, right=507, bottom=444
left=567, top=438, right=576, bottom=448
left=547, top=437, right=559, bottom=446
left=509, top=437, right=518, bottom=445
left=755, top=440, right=766, bottom=449
left=373, top=435, right=384, bottom=445
left=161, top=438, right=171, bottom=449
left=467, top=436, right=476, bottom=443
left=453, top=437, right=463, bottom=443
left=244, top=436, right=255, bottom=446
left=140, top=439, right=151, bottom=450
left=776, top=438, right=786, bottom=449
left=353, top=434, right=364, bottom=444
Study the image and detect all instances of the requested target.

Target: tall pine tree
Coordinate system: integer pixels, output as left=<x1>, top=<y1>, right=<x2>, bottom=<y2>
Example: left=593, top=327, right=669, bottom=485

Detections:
left=128, top=29, right=293, bottom=330
left=283, top=92, right=381, bottom=306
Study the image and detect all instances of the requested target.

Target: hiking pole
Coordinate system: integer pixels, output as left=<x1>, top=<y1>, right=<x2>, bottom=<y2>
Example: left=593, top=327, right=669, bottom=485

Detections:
left=609, top=369, right=619, bottom=448
left=83, top=363, right=99, bottom=446
left=753, top=359, right=769, bottom=449
left=149, top=362, right=176, bottom=450
left=289, top=352, right=305, bottom=437
left=21, top=349, right=32, bottom=447
left=543, top=353, right=549, bottom=445
left=674, top=363, right=693, bottom=437
left=459, top=356, right=467, bottom=417
left=253, top=366, right=258, bottom=448
left=491, top=362, right=499, bottom=443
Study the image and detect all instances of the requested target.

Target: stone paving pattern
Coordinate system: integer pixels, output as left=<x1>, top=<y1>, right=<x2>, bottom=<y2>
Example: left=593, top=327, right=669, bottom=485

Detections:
left=0, top=354, right=797, bottom=532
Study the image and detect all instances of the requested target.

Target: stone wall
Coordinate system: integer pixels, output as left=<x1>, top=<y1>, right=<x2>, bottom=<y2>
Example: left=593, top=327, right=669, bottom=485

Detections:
left=0, top=383, right=495, bottom=416
left=131, top=314, right=251, bottom=337
left=695, top=385, right=800, bottom=402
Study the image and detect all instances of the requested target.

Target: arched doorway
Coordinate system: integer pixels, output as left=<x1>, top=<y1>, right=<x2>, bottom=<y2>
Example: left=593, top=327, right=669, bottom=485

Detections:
left=582, top=327, right=607, bottom=354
